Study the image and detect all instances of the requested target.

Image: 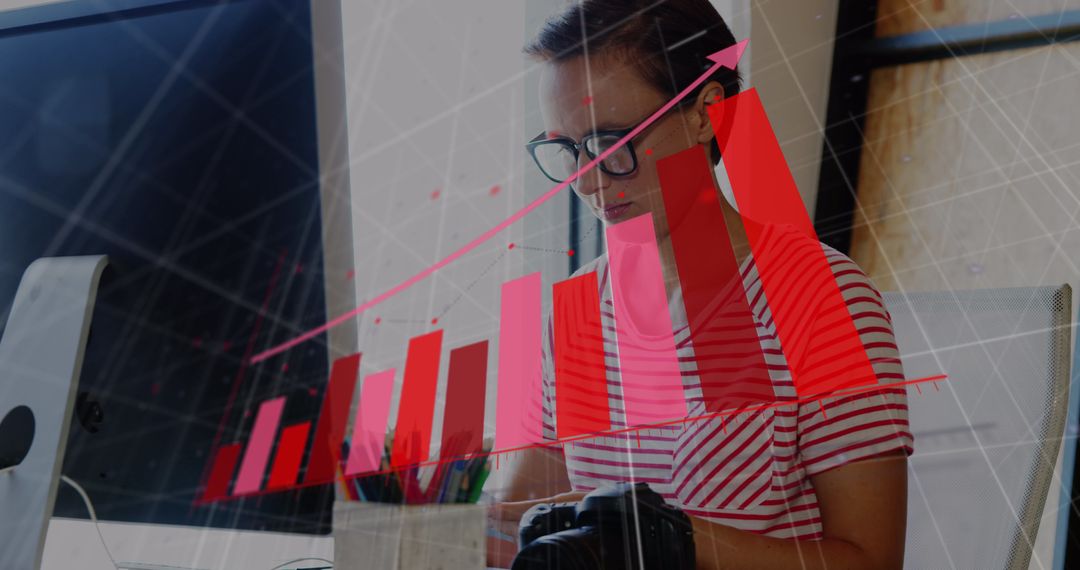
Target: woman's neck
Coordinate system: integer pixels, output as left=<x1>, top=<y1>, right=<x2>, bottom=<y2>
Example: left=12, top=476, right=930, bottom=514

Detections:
left=655, top=196, right=750, bottom=296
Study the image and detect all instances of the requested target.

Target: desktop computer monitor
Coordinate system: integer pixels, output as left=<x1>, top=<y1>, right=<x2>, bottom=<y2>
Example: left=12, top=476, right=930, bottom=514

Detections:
left=0, top=0, right=347, bottom=535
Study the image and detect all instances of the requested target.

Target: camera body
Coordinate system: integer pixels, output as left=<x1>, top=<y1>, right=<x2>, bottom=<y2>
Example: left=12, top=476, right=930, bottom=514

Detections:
left=511, top=482, right=695, bottom=570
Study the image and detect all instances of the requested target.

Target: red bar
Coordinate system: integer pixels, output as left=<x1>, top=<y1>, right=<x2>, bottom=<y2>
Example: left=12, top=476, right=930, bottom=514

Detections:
left=201, top=443, right=242, bottom=502
left=391, top=330, right=443, bottom=468
left=266, top=421, right=311, bottom=490
left=553, top=272, right=611, bottom=439
left=709, top=89, right=878, bottom=395
left=441, top=341, right=488, bottom=458
left=303, top=353, right=362, bottom=484
left=657, top=145, right=775, bottom=413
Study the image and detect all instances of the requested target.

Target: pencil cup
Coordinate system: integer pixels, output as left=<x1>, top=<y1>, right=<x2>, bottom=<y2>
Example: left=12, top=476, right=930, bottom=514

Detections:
left=333, top=500, right=486, bottom=570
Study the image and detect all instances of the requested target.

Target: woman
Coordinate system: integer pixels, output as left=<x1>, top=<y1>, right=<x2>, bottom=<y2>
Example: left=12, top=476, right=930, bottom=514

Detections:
left=488, top=1, right=912, bottom=568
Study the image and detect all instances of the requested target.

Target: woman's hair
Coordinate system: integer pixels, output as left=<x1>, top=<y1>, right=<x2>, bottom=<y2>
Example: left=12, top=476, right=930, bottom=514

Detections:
left=524, top=0, right=742, bottom=164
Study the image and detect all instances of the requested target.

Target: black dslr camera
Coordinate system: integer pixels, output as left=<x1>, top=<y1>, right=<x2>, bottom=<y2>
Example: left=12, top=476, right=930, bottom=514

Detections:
left=511, top=482, right=695, bottom=570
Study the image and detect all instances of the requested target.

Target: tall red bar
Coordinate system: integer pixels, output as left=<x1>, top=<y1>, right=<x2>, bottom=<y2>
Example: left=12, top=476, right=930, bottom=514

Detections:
left=553, top=272, right=611, bottom=439
left=391, top=330, right=443, bottom=468
left=657, top=145, right=775, bottom=413
left=304, top=353, right=362, bottom=484
left=441, top=340, right=488, bottom=458
left=200, top=443, right=242, bottom=502
left=708, top=88, right=878, bottom=395
left=266, top=421, right=310, bottom=490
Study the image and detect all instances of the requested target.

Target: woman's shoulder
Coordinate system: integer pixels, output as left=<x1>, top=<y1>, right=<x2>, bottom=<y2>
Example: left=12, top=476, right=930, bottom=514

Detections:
left=751, top=223, right=884, bottom=301
left=568, top=252, right=609, bottom=280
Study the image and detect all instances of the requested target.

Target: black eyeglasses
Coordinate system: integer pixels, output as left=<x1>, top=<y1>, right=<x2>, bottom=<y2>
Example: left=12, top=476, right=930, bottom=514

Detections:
left=525, top=104, right=675, bottom=184
left=526, top=127, right=639, bottom=184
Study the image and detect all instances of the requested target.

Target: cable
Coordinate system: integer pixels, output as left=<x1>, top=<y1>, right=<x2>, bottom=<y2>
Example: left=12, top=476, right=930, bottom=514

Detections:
left=267, top=558, right=333, bottom=570
left=60, top=474, right=330, bottom=570
left=60, top=474, right=119, bottom=570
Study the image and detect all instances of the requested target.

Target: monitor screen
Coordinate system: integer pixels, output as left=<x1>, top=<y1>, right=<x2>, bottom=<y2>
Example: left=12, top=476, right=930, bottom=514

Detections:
left=0, top=0, right=333, bottom=533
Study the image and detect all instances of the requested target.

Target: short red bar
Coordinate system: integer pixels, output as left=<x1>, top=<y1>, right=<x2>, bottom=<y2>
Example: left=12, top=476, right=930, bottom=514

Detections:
left=553, top=271, right=611, bottom=439
left=391, top=330, right=443, bottom=468
left=200, top=443, right=242, bottom=502
left=709, top=89, right=878, bottom=395
left=441, top=340, right=488, bottom=458
left=266, top=421, right=311, bottom=490
left=657, top=145, right=775, bottom=413
left=304, top=353, right=362, bottom=484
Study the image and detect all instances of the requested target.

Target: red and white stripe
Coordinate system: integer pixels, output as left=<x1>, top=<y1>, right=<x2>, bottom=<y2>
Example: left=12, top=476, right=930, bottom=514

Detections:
left=539, top=236, right=912, bottom=541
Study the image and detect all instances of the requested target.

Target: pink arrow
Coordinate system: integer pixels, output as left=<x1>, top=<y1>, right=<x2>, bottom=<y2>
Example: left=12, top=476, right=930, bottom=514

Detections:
left=707, top=39, right=748, bottom=70
left=249, top=40, right=750, bottom=364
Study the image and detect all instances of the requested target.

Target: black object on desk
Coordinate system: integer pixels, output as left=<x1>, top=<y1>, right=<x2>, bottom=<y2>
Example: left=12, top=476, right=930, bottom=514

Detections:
left=512, top=482, right=696, bottom=570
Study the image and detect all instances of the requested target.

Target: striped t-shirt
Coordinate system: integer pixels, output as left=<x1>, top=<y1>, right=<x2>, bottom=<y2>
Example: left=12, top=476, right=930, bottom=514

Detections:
left=539, top=228, right=913, bottom=540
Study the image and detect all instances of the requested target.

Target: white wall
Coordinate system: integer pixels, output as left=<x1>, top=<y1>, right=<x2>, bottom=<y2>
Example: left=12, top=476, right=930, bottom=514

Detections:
left=338, top=1, right=530, bottom=450
left=749, top=0, right=839, bottom=214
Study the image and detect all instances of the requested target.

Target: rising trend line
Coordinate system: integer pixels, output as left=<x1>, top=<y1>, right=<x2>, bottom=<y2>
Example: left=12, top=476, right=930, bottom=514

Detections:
left=249, top=40, right=749, bottom=364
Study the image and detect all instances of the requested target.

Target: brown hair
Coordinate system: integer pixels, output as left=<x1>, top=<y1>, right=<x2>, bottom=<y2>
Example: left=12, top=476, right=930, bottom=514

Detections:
left=524, top=0, right=742, bottom=164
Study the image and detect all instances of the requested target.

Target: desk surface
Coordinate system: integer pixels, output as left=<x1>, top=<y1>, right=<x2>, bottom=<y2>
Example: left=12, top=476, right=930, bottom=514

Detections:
left=43, top=517, right=333, bottom=570
left=43, top=517, right=503, bottom=570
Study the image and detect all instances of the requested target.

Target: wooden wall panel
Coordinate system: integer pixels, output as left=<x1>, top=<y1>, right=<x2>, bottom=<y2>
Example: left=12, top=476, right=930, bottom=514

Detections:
left=876, top=0, right=1080, bottom=37
left=849, top=43, right=1080, bottom=294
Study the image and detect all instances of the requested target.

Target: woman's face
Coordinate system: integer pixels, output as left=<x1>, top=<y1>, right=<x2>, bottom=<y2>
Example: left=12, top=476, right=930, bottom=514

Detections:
left=537, top=54, right=713, bottom=238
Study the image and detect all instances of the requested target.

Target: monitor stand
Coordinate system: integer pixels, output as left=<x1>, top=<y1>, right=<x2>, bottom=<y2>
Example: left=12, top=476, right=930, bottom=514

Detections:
left=0, top=256, right=107, bottom=569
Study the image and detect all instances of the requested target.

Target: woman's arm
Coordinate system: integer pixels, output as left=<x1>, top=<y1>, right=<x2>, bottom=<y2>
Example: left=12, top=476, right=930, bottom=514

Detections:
left=486, top=446, right=577, bottom=568
left=692, top=451, right=908, bottom=570
left=489, top=446, right=573, bottom=502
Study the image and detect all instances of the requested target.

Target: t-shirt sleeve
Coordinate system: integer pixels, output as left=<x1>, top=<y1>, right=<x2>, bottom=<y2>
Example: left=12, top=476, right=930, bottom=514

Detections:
left=796, top=249, right=914, bottom=476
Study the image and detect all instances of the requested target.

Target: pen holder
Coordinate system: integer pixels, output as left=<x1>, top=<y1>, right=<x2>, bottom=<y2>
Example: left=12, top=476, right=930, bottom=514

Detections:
left=333, top=500, right=486, bottom=570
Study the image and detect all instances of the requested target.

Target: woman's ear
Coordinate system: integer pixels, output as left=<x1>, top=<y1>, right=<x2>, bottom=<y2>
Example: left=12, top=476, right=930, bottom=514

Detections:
left=689, top=81, right=725, bottom=146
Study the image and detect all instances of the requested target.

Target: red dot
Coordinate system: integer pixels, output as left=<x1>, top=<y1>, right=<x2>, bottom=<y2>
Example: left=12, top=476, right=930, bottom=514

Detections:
left=617, top=192, right=625, bottom=199
left=431, top=189, right=441, bottom=200
left=582, top=95, right=593, bottom=105
left=374, top=317, right=381, bottom=325
left=345, top=269, right=355, bottom=280
left=489, top=185, right=501, bottom=197
left=567, top=249, right=575, bottom=257
left=431, top=317, right=439, bottom=325
left=645, top=148, right=653, bottom=156
left=308, top=387, right=318, bottom=397
left=508, top=243, right=515, bottom=250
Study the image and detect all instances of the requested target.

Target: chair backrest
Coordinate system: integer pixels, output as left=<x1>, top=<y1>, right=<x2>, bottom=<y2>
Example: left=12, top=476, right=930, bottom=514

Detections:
left=883, top=286, right=1072, bottom=570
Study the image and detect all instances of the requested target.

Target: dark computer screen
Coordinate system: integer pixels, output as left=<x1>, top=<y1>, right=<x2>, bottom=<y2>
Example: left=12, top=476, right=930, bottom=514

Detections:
left=0, top=0, right=334, bottom=533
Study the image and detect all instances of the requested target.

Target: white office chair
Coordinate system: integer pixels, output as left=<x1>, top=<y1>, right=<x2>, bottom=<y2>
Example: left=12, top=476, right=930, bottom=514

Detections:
left=884, top=286, right=1072, bottom=570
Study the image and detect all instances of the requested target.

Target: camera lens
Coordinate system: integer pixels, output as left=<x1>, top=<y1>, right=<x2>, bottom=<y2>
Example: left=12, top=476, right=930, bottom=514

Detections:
left=511, top=527, right=603, bottom=570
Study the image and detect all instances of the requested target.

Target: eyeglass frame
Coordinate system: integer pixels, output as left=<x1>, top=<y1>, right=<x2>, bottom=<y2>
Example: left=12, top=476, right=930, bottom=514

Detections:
left=524, top=101, right=683, bottom=185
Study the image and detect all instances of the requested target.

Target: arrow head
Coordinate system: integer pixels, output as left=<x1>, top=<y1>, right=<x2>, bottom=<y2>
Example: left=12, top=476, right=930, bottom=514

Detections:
left=706, top=39, right=748, bottom=70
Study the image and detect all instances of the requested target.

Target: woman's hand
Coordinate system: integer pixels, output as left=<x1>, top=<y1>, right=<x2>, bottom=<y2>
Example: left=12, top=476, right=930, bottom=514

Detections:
left=485, top=500, right=531, bottom=569
left=485, top=491, right=589, bottom=568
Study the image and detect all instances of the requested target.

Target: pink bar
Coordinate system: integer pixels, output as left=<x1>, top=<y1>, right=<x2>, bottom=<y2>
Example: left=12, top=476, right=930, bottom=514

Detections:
left=606, top=215, right=687, bottom=427
left=345, top=369, right=396, bottom=476
left=233, top=396, right=286, bottom=495
left=494, top=272, right=544, bottom=452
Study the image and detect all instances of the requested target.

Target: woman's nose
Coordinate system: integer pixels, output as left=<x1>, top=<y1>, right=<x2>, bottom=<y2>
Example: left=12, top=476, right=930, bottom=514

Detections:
left=573, top=153, right=609, bottom=196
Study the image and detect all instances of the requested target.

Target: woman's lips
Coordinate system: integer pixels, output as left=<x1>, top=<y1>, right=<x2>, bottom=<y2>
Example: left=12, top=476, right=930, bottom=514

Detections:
left=601, top=202, right=633, bottom=221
